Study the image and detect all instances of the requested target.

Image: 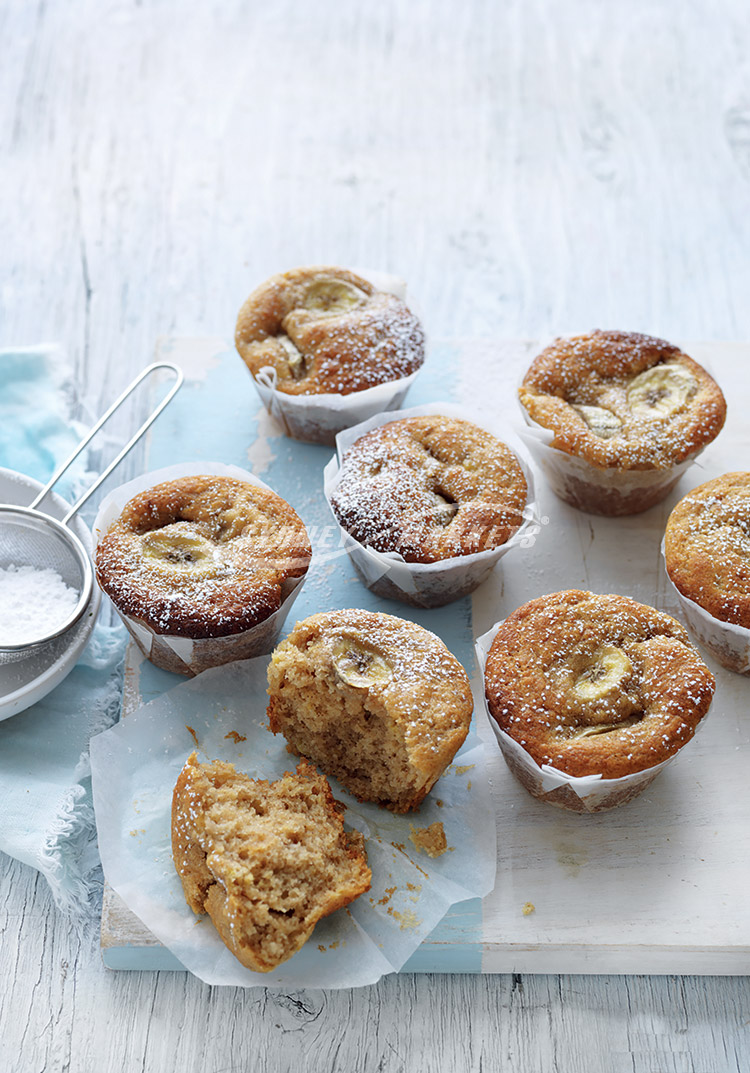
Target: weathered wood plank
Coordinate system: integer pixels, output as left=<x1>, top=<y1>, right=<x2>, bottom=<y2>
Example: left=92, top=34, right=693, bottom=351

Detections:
left=3, top=0, right=750, bottom=1069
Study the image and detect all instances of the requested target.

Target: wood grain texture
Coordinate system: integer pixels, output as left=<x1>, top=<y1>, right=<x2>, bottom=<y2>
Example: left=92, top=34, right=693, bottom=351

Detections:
left=2, top=0, right=750, bottom=1069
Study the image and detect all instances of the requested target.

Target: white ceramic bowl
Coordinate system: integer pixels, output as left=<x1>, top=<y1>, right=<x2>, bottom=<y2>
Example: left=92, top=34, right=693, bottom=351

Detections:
left=0, top=467, right=101, bottom=720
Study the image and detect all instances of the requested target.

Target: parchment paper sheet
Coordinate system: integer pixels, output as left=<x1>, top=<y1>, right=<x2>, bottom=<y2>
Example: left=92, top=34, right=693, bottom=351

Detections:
left=90, top=654, right=497, bottom=988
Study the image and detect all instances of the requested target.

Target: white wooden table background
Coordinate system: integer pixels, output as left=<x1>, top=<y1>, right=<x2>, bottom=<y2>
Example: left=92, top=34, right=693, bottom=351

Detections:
left=2, top=1, right=750, bottom=1070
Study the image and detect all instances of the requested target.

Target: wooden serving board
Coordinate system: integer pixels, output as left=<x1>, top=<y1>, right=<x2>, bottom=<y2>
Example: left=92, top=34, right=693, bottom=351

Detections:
left=101, top=337, right=750, bottom=974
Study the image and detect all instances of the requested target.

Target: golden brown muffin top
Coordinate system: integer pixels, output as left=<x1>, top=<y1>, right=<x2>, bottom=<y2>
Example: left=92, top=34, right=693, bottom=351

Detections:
left=484, top=589, right=715, bottom=778
left=95, top=475, right=311, bottom=638
left=519, top=331, right=726, bottom=470
left=235, top=266, right=425, bottom=396
left=270, top=609, right=473, bottom=774
left=665, top=472, right=750, bottom=628
left=330, top=415, right=528, bottom=563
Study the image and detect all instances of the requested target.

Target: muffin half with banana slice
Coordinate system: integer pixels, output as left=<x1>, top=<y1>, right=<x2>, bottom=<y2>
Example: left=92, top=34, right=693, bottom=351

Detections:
left=95, top=473, right=311, bottom=675
left=267, top=609, right=473, bottom=812
left=518, top=331, right=726, bottom=515
left=483, top=589, right=715, bottom=810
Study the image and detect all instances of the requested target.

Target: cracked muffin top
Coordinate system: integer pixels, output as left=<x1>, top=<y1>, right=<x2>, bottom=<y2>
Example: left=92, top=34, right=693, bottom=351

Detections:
left=95, top=475, right=311, bottom=638
left=518, top=331, right=726, bottom=470
left=329, top=415, right=528, bottom=563
left=484, top=589, right=715, bottom=778
left=665, top=472, right=750, bottom=628
left=235, top=266, right=425, bottom=396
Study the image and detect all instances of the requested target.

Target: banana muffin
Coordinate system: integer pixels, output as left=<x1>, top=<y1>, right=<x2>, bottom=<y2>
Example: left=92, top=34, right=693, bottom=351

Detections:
left=518, top=331, right=726, bottom=514
left=267, top=609, right=473, bottom=812
left=665, top=472, right=750, bottom=672
left=172, top=753, right=371, bottom=973
left=329, top=415, right=528, bottom=562
left=235, top=266, right=425, bottom=396
left=96, top=474, right=311, bottom=674
left=484, top=590, right=715, bottom=784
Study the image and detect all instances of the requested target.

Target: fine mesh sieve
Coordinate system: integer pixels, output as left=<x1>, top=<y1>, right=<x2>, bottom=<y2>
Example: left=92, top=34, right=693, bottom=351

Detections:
left=0, top=362, right=183, bottom=663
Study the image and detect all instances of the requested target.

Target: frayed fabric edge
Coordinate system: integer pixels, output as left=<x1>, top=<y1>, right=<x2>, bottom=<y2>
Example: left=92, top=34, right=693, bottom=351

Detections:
left=42, top=635, right=126, bottom=931
left=37, top=786, right=101, bottom=932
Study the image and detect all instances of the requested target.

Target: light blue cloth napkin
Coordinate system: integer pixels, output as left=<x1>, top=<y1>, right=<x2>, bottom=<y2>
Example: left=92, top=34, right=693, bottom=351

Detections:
left=0, top=347, right=127, bottom=924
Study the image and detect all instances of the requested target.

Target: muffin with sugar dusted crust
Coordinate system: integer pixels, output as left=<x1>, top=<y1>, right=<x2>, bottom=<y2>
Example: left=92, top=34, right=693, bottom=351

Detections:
left=484, top=590, right=715, bottom=810
left=518, top=331, right=726, bottom=515
left=95, top=474, right=311, bottom=675
left=267, top=609, right=473, bottom=813
left=172, top=753, right=371, bottom=973
left=665, top=472, right=750, bottom=673
left=330, top=414, right=528, bottom=563
left=235, top=266, right=425, bottom=396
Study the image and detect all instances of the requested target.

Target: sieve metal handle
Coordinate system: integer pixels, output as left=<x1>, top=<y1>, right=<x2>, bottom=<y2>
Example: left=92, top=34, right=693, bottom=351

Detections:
left=29, top=362, right=184, bottom=524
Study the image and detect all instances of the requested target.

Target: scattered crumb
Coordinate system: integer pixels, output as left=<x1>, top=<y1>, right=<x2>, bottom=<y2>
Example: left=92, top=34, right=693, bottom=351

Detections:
left=409, top=821, right=448, bottom=858
left=452, top=764, right=475, bottom=776
left=316, top=940, right=341, bottom=953
left=224, top=730, right=247, bottom=743
left=435, top=799, right=444, bottom=807
left=185, top=725, right=199, bottom=748
left=377, top=885, right=397, bottom=906
left=406, top=882, right=422, bottom=893
left=522, top=902, right=535, bottom=916
left=387, top=908, right=422, bottom=931
left=390, top=841, right=430, bottom=879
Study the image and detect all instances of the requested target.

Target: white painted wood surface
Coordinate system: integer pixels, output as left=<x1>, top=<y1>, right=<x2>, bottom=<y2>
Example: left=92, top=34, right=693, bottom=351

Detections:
left=100, top=338, right=750, bottom=981
left=3, top=1, right=750, bottom=1069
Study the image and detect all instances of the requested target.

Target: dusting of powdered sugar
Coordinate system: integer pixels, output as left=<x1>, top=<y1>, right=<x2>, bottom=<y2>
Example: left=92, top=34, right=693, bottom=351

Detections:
left=0, top=564, right=80, bottom=645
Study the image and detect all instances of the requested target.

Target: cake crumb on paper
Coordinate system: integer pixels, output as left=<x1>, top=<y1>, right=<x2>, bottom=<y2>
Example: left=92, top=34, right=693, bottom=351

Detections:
left=522, top=902, right=536, bottom=916
left=409, top=821, right=448, bottom=858
left=388, top=907, right=422, bottom=931
left=224, top=730, right=247, bottom=743
left=377, top=886, right=397, bottom=906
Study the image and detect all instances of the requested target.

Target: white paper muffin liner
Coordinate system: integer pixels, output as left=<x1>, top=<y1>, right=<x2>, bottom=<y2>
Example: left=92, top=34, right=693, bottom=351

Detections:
left=252, top=367, right=421, bottom=447
left=475, top=619, right=712, bottom=813
left=92, top=462, right=308, bottom=676
left=661, top=539, right=750, bottom=675
left=517, top=410, right=702, bottom=517
left=323, top=403, right=538, bottom=609
left=247, top=270, right=423, bottom=447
